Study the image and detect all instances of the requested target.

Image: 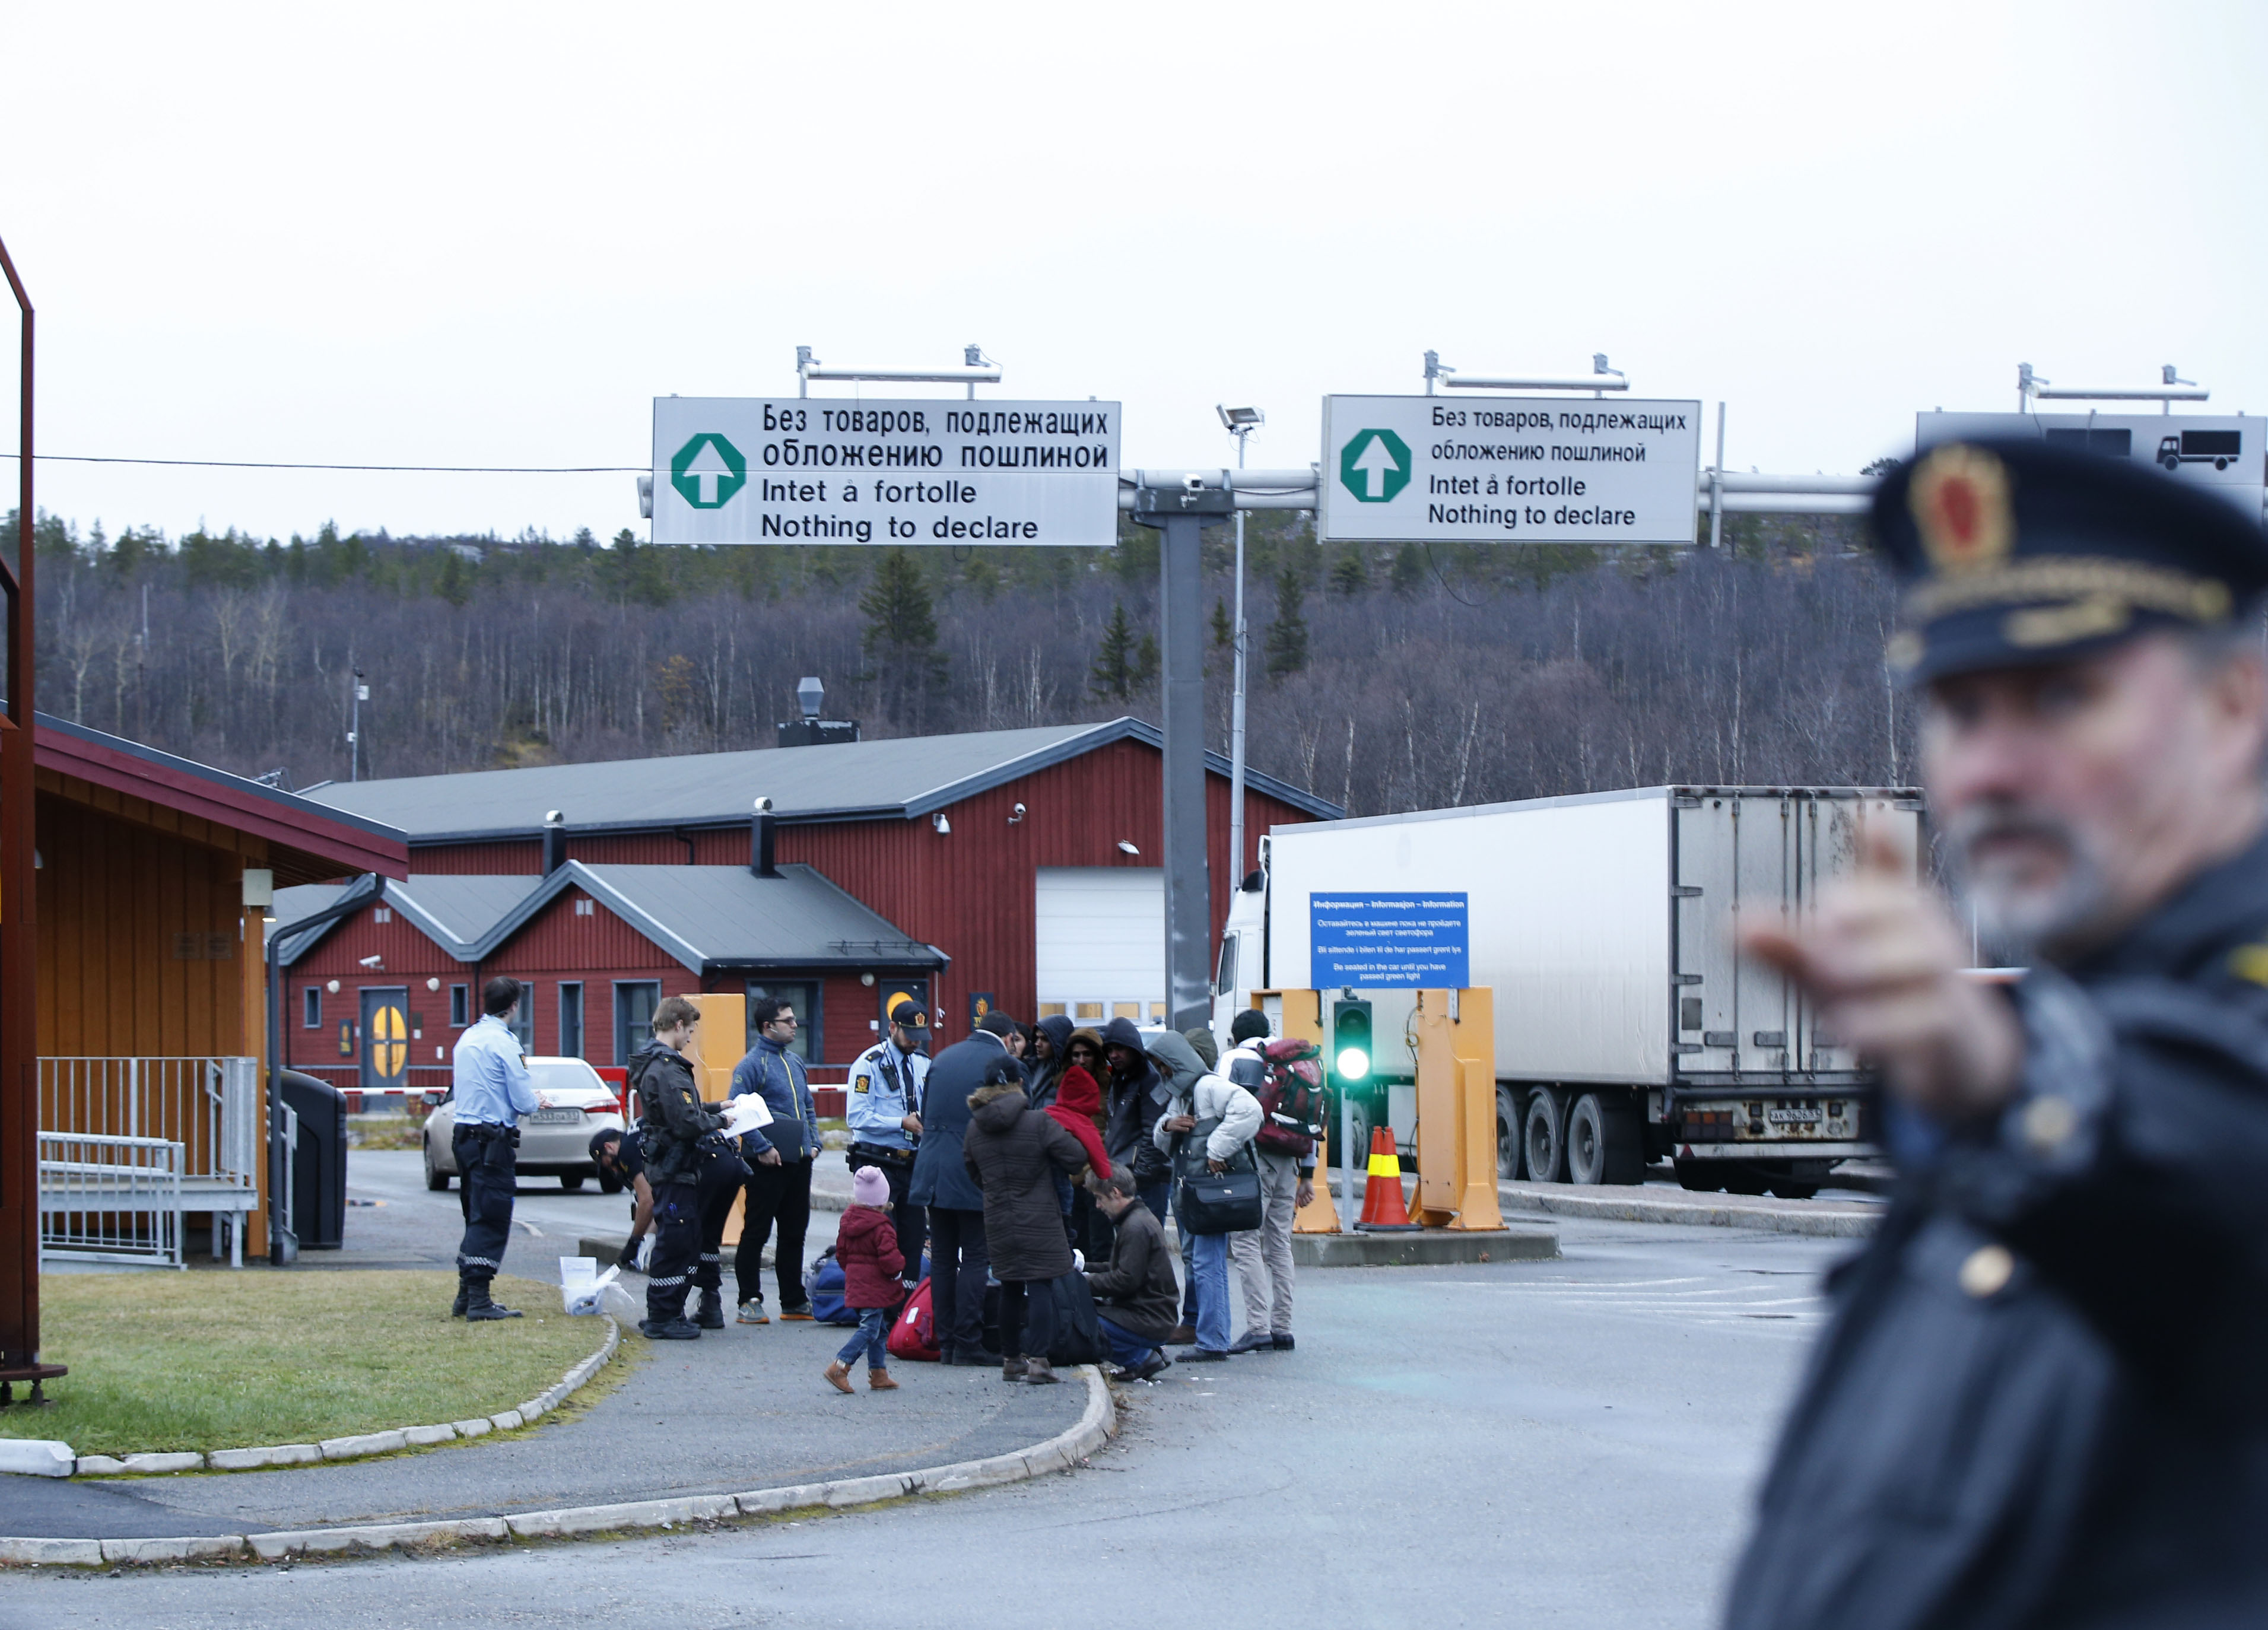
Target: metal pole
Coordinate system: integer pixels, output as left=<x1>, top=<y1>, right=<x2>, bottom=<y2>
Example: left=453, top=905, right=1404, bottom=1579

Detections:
left=1228, top=428, right=1250, bottom=892
left=350, top=667, right=363, bottom=782
left=1711, top=402, right=1726, bottom=551
left=0, top=233, right=36, bottom=1367
left=1160, top=511, right=1211, bottom=1029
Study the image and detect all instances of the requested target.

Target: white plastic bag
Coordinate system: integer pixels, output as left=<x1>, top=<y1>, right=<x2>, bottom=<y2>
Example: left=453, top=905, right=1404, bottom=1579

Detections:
left=559, top=1254, right=621, bottom=1316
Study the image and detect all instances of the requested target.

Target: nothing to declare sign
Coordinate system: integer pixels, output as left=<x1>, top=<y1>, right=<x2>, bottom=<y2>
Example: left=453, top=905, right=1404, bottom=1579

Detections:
left=1310, top=892, right=1470, bottom=989
left=652, top=397, right=1122, bottom=546
left=1320, top=394, right=1701, bottom=545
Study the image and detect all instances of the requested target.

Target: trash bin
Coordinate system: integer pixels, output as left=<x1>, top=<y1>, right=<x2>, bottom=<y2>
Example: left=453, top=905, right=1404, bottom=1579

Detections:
left=274, top=1070, right=348, bottom=1253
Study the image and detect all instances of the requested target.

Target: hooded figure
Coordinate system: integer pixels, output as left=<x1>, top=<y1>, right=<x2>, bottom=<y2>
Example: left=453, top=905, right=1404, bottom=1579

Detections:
left=1146, top=1030, right=1263, bottom=1167
left=961, top=1078, right=1090, bottom=1286
left=1045, top=1055, right=1111, bottom=1180
left=1100, top=1015, right=1173, bottom=1191
left=1025, top=1014, right=1076, bottom=1111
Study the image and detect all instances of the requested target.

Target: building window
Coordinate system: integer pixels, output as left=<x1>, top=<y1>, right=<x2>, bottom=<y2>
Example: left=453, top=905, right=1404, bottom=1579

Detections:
left=613, top=981, right=660, bottom=1066
left=746, top=980, right=819, bottom=1063
left=373, top=906, right=393, bottom=924
left=449, top=984, right=468, bottom=1028
left=506, top=982, right=535, bottom=1053
left=574, top=897, right=595, bottom=917
left=559, top=982, right=584, bottom=1060
left=303, top=987, right=322, bottom=1028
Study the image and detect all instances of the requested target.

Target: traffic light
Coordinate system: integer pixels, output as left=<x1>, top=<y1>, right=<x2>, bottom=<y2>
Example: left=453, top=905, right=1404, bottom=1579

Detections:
left=1332, top=997, right=1373, bottom=1088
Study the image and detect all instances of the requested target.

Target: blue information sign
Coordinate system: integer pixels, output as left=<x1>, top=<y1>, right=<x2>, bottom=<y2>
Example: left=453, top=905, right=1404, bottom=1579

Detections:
left=1309, top=893, right=1470, bottom=988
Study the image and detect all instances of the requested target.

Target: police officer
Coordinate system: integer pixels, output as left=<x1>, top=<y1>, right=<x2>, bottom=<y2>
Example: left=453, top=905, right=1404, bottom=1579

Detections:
left=846, top=1000, right=931, bottom=1301
left=588, top=1126, right=653, bottom=1272
left=631, top=994, right=728, bottom=1341
left=450, top=976, right=538, bottom=1320
left=1726, top=437, right=2268, bottom=1628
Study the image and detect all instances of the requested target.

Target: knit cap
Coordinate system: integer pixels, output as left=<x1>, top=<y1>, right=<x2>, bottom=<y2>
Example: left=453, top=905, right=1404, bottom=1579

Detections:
left=851, top=1165, right=890, bottom=1207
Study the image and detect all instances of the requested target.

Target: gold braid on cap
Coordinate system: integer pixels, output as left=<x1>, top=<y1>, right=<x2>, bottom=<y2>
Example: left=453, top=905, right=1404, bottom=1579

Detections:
left=1904, top=555, right=2233, bottom=625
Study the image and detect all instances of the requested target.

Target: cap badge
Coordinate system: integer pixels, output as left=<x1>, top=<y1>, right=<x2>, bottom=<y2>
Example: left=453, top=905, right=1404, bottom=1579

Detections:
left=1911, top=444, right=2014, bottom=577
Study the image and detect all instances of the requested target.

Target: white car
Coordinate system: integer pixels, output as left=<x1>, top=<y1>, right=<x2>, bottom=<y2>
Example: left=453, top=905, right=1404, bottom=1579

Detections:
left=423, top=1056, right=627, bottom=1193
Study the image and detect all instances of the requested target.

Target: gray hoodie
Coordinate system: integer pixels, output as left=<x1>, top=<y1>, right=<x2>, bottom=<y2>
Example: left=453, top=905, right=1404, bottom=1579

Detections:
left=1146, top=1030, right=1262, bottom=1166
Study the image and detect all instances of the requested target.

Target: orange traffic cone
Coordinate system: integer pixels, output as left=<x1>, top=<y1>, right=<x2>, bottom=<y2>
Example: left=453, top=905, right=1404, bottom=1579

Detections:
left=1355, top=1126, right=1421, bottom=1232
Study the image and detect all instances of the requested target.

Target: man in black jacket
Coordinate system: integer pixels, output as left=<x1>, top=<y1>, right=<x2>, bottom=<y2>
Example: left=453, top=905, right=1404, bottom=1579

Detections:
left=1084, top=1167, right=1178, bottom=1383
left=631, top=995, right=728, bottom=1342
left=1725, top=439, right=2268, bottom=1629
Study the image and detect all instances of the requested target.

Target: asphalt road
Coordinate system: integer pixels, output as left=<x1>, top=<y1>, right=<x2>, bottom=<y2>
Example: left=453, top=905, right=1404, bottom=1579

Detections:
left=2, top=1212, right=1845, bottom=1630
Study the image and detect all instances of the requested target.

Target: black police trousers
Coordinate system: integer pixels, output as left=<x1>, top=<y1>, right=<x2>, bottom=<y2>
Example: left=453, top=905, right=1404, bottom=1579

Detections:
left=646, top=1183, right=701, bottom=1322
left=694, top=1148, right=749, bottom=1297
left=453, top=1123, right=517, bottom=1287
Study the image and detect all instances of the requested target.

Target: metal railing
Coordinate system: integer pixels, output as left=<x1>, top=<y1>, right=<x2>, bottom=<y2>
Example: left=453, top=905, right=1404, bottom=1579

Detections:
left=39, top=1056, right=259, bottom=1188
left=37, top=1131, right=186, bottom=1269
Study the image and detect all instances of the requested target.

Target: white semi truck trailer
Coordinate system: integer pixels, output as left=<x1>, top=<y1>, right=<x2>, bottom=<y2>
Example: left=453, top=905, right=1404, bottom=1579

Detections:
left=1212, top=786, right=1923, bottom=1199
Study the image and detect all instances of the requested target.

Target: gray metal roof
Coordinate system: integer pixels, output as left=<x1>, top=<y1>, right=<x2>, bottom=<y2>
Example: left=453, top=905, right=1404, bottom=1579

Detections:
left=564, top=864, right=944, bottom=974
left=300, top=717, right=1339, bottom=842
left=273, top=862, right=942, bottom=976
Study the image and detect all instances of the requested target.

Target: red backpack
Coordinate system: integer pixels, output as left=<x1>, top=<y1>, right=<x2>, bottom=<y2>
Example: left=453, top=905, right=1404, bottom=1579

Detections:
left=1253, top=1038, right=1326, bottom=1158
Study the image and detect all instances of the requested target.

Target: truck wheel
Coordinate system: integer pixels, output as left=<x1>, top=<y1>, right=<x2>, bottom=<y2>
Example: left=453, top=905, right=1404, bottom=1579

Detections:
left=1496, top=1088, right=1521, bottom=1180
left=1523, top=1089, right=1566, bottom=1184
left=1721, top=1165, right=1770, bottom=1196
left=1567, top=1094, right=1646, bottom=1186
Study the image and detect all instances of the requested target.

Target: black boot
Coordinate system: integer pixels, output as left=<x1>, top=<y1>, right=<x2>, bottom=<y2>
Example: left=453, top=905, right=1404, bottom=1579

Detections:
left=463, top=1279, right=522, bottom=1321
left=694, top=1289, right=725, bottom=1330
left=451, top=1282, right=469, bottom=1318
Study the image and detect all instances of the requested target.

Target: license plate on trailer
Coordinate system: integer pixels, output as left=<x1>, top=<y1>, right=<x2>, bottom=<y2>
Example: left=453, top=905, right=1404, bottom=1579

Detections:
left=1765, top=1106, right=1823, bottom=1126
left=529, top=1108, right=583, bottom=1125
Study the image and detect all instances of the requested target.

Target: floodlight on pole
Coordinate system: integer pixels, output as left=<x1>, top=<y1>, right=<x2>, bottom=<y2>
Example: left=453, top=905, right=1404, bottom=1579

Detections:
left=796, top=344, right=1002, bottom=399
left=1218, top=406, right=1264, bottom=894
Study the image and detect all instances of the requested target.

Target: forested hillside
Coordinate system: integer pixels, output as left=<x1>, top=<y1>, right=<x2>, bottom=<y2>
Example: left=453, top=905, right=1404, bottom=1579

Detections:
left=7, top=506, right=1918, bottom=815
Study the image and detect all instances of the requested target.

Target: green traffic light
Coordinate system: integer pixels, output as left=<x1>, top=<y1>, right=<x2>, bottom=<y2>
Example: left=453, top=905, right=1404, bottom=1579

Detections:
left=1332, top=999, right=1373, bottom=1085
left=1336, top=1046, right=1370, bottom=1080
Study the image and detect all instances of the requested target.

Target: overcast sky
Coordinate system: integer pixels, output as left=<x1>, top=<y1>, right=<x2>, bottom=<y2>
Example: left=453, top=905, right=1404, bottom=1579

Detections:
left=3, top=0, right=2264, bottom=542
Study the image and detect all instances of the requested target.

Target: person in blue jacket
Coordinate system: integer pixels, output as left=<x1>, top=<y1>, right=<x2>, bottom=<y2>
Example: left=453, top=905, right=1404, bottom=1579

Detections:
left=728, top=994, right=822, bottom=1323
left=910, top=1011, right=1022, bottom=1364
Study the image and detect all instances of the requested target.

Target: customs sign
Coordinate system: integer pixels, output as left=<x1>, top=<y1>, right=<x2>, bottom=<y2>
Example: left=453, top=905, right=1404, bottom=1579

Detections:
left=652, top=397, right=1121, bottom=546
left=1321, top=395, right=1702, bottom=545
left=1309, top=892, right=1470, bottom=989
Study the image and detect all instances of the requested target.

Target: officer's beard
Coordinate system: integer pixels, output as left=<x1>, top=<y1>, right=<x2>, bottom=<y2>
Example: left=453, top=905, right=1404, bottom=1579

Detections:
left=1940, top=800, right=2115, bottom=966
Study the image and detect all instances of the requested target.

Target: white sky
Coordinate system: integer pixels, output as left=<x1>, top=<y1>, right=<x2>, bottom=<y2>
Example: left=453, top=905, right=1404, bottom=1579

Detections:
left=3, top=0, right=2264, bottom=542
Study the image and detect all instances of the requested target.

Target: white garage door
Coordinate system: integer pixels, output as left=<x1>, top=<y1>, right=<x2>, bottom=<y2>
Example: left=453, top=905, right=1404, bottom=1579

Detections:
left=1035, top=868, right=1167, bottom=1027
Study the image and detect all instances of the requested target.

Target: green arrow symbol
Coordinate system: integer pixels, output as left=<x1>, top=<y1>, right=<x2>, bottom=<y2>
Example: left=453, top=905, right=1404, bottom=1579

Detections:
left=669, top=433, right=747, bottom=510
left=684, top=441, right=732, bottom=504
left=1351, top=434, right=1399, bottom=499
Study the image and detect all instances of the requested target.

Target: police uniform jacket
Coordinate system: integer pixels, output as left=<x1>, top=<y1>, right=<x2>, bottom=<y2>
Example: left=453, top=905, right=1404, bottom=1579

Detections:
left=845, top=1038, right=928, bottom=1152
left=1725, top=830, right=2268, bottom=1630
left=631, top=1041, right=725, bottom=1189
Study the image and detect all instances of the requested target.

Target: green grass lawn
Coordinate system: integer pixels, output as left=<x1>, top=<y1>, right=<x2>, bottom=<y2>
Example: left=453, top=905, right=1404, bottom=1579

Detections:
left=0, top=1270, right=621, bottom=1457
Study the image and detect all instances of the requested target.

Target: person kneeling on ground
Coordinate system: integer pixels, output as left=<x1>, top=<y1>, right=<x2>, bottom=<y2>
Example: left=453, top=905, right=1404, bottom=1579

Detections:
left=825, top=1165, right=905, bottom=1394
left=1084, top=1166, right=1180, bottom=1383
left=589, top=1127, right=655, bottom=1272
left=633, top=996, right=730, bottom=1341
left=963, top=1056, right=1092, bottom=1386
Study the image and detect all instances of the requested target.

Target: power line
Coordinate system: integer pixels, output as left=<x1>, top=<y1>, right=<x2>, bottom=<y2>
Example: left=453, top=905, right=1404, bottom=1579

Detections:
left=0, top=453, right=641, bottom=473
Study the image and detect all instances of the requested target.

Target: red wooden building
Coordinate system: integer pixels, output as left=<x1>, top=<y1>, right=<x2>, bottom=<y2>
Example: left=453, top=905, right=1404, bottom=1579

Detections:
left=281, top=719, right=1335, bottom=1089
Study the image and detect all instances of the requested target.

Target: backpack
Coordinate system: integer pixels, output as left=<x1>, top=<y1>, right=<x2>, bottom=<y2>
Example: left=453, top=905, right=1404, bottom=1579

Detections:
left=1044, top=1270, right=1106, bottom=1366
left=802, top=1247, right=860, bottom=1326
left=1253, top=1038, right=1326, bottom=1157
left=888, top=1278, right=942, bottom=1362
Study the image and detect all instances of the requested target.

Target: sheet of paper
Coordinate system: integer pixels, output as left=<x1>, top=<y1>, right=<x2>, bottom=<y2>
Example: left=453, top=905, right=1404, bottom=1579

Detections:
left=717, top=1094, right=773, bottom=1137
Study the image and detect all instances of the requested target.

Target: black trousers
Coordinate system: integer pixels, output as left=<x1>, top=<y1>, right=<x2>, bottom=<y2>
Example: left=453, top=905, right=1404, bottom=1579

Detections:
left=736, top=1156, right=813, bottom=1307
left=996, top=1277, right=1059, bottom=1364
left=646, top=1184, right=700, bottom=1321
left=453, top=1124, right=516, bottom=1285
left=846, top=1147, right=925, bottom=1291
left=694, top=1149, right=749, bottom=1296
left=927, top=1205, right=991, bottom=1358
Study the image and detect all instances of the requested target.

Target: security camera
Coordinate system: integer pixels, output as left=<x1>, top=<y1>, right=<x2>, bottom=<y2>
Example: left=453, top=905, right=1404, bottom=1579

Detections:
left=1181, top=474, right=1205, bottom=494
left=753, top=796, right=773, bottom=813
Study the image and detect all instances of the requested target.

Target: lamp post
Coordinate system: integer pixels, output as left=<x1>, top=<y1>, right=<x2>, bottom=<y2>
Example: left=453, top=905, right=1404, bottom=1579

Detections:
left=1217, top=405, right=1262, bottom=890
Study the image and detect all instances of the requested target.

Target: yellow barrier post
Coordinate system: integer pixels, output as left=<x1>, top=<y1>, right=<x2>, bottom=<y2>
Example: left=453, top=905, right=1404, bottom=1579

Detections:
left=1447, top=989, right=1504, bottom=1231
left=682, top=993, right=748, bottom=1244
left=1409, top=991, right=1459, bottom=1227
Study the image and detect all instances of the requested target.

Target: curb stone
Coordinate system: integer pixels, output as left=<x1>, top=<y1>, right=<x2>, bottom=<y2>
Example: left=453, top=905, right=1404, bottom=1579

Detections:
left=68, top=1317, right=620, bottom=1478
left=5, top=1364, right=1116, bottom=1568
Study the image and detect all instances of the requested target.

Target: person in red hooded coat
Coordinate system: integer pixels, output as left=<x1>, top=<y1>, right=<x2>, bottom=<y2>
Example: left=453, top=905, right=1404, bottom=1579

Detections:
left=1047, top=1028, right=1112, bottom=1254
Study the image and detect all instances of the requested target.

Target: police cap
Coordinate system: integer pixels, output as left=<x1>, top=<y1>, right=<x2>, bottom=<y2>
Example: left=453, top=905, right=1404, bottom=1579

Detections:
left=889, top=1000, right=928, bottom=1029
left=1871, top=436, right=2268, bottom=683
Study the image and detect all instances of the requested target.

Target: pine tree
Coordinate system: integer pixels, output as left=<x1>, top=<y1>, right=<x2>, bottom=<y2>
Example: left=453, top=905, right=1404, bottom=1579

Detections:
left=436, top=549, right=472, bottom=608
left=1329, top=542, right=1370, bottom=596
left=1089, top=601, right=1137, bottom=700
left=860, top=547, right=948, bottom=719
left=1265, top=560, right=1309, bottom=679
left=1211, top=598, right=1233, bottom=649
left=1391, top=541, right=1427, bottom=597
left=1134, top=633, right=1159, bottom=692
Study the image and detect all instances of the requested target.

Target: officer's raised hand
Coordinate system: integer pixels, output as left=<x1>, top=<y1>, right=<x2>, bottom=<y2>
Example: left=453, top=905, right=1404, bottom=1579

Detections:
left=1743, top=825, right=2022, bottom=1125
